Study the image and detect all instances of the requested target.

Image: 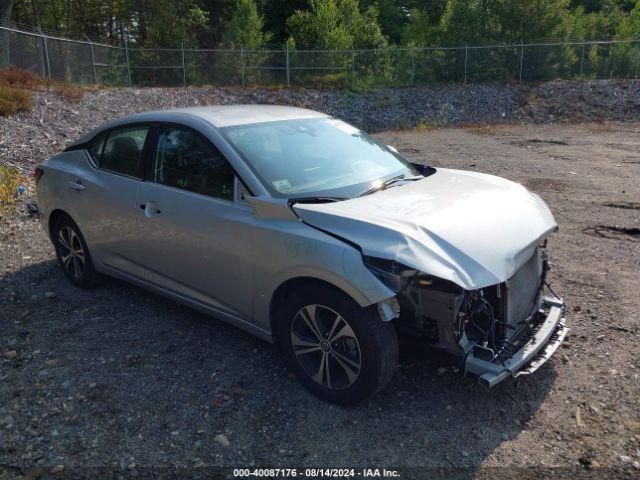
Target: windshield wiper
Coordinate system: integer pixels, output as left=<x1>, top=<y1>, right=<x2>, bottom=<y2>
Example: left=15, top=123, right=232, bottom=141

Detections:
left=358, top=174, right=423, bottom=197
left=288, top=196, right=348, bottom=205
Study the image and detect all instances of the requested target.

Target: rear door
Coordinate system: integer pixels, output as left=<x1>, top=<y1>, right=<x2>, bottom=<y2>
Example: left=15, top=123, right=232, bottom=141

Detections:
left=65, top=124, right=151, bottom=278
left=137, top=124, right=254, bottom=319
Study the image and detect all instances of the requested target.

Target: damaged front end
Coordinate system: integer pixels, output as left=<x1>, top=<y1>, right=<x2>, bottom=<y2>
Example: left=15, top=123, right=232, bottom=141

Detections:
left=366, top=246, right=567, bottom=387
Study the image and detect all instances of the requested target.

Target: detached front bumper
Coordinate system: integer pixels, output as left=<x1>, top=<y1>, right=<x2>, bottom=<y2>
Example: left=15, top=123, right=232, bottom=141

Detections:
left=464, top=296, right=568, bottom=387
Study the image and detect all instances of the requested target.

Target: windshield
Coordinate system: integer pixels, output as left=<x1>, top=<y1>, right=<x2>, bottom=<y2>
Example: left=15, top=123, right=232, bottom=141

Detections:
left=222, top=117, right=418, bottom=199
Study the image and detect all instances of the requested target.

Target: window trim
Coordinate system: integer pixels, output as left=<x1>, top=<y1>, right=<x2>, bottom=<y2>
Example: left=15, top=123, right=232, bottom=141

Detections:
left=75, top=122, right=155, bottom=181
left=145, top=122, right=252, bottom=203
left=68, top=121, right=255, bottom=198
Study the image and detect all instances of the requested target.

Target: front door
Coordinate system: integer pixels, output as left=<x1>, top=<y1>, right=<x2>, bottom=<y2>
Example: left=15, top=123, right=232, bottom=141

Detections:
left=137, top=124, right=254, bottom=320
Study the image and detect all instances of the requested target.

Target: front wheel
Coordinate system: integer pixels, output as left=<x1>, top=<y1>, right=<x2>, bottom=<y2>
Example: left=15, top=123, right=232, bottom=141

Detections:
left=278, top=284, right=398, bottom=405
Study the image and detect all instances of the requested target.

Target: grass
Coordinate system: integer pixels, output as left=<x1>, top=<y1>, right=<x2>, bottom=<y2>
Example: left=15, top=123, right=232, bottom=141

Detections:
left=0, top=165, right=25, bottom=207
left=51, top=82, right=84, bottom=102
left=0, top=67, right=38, bottom=116
left=416, top=119, right=437, bottom=131
left=0, top=66, right=87, bottom=116
left=0, top=86, right=33, bottom=116
left=0, top=66, right=40, bottom=90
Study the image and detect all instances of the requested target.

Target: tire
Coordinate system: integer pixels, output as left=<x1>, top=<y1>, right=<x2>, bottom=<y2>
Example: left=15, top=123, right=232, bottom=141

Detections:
left=52, top=215, right=103, bottom=289
left=277, top=283, right=398, bottom=405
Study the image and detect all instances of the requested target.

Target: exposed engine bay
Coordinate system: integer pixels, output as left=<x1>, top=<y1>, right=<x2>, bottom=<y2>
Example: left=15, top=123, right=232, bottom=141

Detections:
left=374, top=244, right=568, bottom=386
left=457, top=246, right=547, bottom=363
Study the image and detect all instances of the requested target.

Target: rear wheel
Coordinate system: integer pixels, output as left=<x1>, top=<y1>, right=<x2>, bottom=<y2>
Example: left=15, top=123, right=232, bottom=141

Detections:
left=277, top=284, right=398, bottom=405
left=52, top=215, right=103, bottom=288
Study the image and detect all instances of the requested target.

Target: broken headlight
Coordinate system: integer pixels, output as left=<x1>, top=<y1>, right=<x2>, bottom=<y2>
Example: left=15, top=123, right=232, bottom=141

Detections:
left=363, top=256, right=418, bottom=292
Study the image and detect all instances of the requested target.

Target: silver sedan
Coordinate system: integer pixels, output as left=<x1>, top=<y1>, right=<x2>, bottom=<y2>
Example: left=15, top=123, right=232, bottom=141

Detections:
left=35, top=105, right=567, bottom=404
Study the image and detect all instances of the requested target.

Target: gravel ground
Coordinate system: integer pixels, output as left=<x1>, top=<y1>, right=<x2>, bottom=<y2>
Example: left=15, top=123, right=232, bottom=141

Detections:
left=1, top=85, right=640, bottom=479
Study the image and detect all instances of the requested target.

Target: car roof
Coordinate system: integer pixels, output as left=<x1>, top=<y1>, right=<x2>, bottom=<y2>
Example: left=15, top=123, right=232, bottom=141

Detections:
left=118, top=105, right=327, bottom=128
left=66, top=105, right=329, bottom=149
left=167, top=105, right=328, bottom=127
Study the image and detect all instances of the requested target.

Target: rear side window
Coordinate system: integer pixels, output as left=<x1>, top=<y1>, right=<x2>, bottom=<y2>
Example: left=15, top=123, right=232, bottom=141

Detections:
left=152, top=126, right=234, bottom=200
left=92, top=126, right=149, bottom=179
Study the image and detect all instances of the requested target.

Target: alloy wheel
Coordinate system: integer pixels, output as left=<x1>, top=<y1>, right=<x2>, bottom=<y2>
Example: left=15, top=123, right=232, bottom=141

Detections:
left=290, top=304, right=362, bottom=390
left=57, top=226, right=86, bottom=279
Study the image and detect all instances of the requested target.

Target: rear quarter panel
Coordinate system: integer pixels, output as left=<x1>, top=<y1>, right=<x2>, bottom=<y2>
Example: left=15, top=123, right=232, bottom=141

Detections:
left=36, top=153, right=79, bottom=238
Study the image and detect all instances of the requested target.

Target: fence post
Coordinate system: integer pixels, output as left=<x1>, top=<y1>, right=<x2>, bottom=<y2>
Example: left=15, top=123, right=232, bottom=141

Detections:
left=38, top=33, right=46, bottom=77
left=40, top=29, right=51, bottom=78
left=285, top=42, right=290, bottom=87
left=181, top=43, right=187, bottom=87
left=240, top=46, right=245, bottom=86
left=411, top=48, right=415, bottom=86
left=85, top=35, right=97, bottom=84
left=464, top=43, right=468, bottom=83
left=124, top=37, right=132, bottom=86
left=635, top=41, right=640, bottom=80
left=519, top=40, right=524, bottom=82
left=0, top=27, right=8, bottom=68
left=579, top=40, right=586, bottom=77
left=352, top=50, right=356, bottom=89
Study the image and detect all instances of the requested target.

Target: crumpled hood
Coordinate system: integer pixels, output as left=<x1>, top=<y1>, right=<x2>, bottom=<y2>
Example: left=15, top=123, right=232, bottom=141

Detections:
left=293, top=168, right=557, bottom=290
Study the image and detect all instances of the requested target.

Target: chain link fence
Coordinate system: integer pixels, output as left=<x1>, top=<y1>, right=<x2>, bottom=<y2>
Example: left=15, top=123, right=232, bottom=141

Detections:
left=2, top=24, right=640, bottom=89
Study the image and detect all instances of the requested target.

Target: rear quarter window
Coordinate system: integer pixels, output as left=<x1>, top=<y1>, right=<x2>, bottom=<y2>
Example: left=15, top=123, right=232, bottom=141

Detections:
left=88, top=126, right=149, bottom=179
left=87, top=133, right=106, bottom=164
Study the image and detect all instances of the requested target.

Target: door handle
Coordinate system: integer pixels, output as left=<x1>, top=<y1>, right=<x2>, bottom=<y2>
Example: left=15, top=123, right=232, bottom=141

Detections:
left=69, top=180, right=85, bottom=191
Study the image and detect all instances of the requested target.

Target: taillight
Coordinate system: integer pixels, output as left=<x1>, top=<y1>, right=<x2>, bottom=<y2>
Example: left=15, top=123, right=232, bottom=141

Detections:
left=34, top=167, right=44, bottom=184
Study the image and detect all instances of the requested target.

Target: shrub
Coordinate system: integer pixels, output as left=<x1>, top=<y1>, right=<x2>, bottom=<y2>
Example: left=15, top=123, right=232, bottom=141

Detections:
left=0, top=67, right=40, bottom=90
left=0, top=165, right=23, bottom=206
left=0, top=86, right=33, bottom=116
left=52, top=82, right=84, bottom=102
left=294, top=72, right=350, bottom=89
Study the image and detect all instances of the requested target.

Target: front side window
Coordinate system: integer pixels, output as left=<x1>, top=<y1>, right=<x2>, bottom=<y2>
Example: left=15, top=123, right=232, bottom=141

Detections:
left=222, top=117, right=418, bottom=199
left=152, top=126, right=234, bottom=201
left=96, top=126, right=149, bottom=178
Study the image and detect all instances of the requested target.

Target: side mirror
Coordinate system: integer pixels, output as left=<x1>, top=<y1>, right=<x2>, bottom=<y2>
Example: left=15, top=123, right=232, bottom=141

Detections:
left=410, top=162, right=436, bottom=176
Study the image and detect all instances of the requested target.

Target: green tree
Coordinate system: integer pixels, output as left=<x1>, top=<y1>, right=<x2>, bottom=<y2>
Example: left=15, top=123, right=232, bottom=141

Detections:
left=432, top=0, right=572, bottom=45
left=568, top=4, right=625, bottom=40
left=221, top=0, right=271, bottom=48
left=570, top=0, right=635, bottom=13
left=287, top=0, right=352, bottom=49
left=368, top=0, right=406, bottom=43
left=0, top=0, right=13, bottom=20
left=494, top=0, right=572, bottom=42
left=616, top=0, right=640, bottom=37
left=359, top=0, right=446, bottom=43
left=144, top=0, right=208, bottom=47
left=259, top=0, right=308, bottom=43
left=287, top=0, right=386, bottom=49
left=402, top=8, right=437, bottom=46
left=605, top=0, right=640, bottom=77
